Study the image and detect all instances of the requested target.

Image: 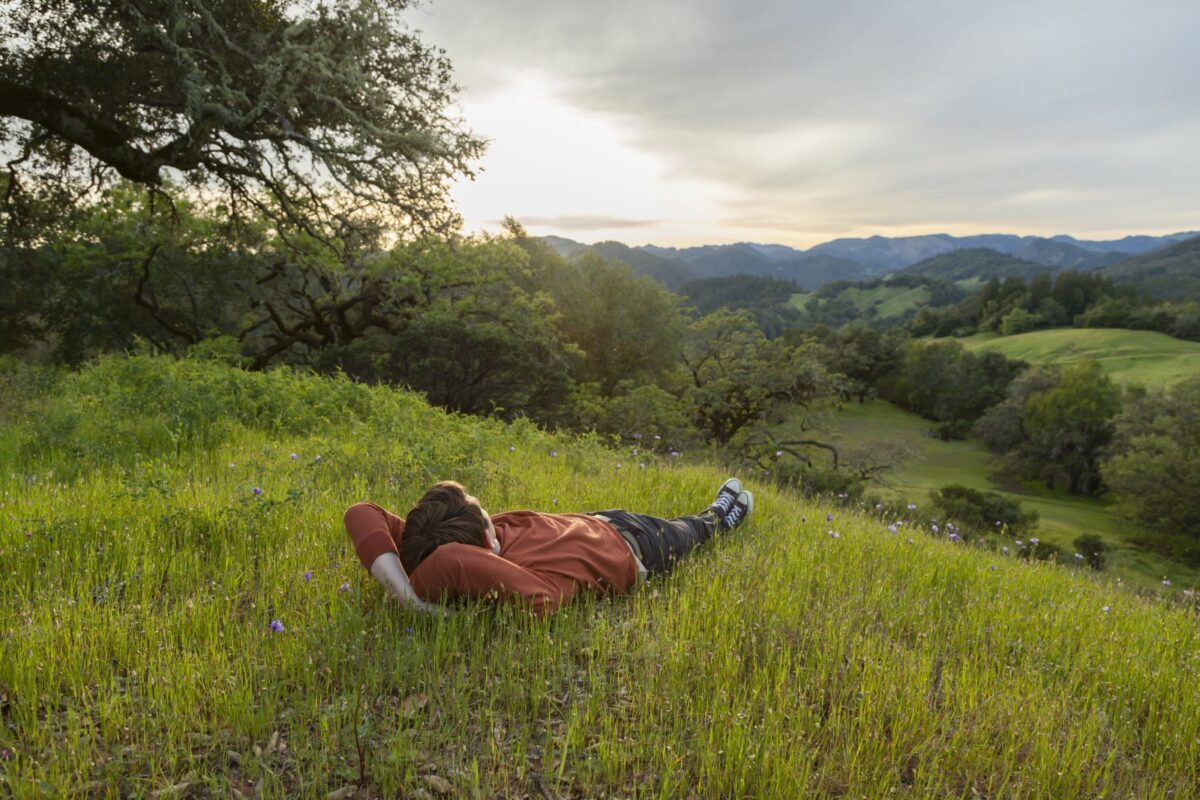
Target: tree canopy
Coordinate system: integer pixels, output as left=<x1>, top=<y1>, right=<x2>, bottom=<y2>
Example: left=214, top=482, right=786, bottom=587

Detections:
left=0, top=0, right=482, bottom=239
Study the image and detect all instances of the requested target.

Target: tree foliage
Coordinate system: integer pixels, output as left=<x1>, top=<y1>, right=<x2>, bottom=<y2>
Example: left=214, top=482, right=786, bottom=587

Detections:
left=978, top=362, right=1121, bottom=495
left=683, top=309, right=833, bottom=445
left=1103, top=377, right=1200, bottom=539
left=1, top=0, right=482, bottom=239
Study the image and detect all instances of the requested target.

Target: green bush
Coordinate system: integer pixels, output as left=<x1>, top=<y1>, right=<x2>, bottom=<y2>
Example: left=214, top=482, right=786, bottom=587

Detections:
left=1072, top=533, right=1110, bottom=570
left=1000, top=307, right=1044, bottom=336
left=929, top=484, right=1038, bottom=537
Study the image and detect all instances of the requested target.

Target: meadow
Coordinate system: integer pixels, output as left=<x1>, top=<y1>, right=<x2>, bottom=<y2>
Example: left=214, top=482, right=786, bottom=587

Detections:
left=789, top=284, right=931, bottom=321
left=958, top=328, right=1200, bottom=387
left=1, top=355, right=1199, bottom=798
left=821, top=399, right=1200, bottom=590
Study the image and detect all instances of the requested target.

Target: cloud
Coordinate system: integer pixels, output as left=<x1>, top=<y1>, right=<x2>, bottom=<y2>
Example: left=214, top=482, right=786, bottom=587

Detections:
left=410, top=0, right=1200, bottom=244
left=508, top=215, right=662, bottom=230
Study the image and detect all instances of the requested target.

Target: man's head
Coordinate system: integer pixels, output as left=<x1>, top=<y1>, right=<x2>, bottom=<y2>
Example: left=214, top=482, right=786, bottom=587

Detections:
left=401, top=480, right=495, bottom=573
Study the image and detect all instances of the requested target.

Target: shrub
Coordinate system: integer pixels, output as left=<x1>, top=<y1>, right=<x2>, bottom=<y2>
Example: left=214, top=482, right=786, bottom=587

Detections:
left=929, top=484, right=1038, bottom=536
left=1072, top=533, right=1110, bottom=570
left=1000, top=307, right=1043, bottom=336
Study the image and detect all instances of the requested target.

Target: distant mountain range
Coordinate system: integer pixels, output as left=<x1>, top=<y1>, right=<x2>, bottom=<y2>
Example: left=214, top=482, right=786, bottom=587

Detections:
left=539, top=231, right=1199, bottom=293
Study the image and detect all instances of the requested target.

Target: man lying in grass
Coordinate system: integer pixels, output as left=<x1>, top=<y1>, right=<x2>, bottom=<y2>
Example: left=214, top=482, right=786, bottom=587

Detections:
left=344, top=479, right=753, bottom=616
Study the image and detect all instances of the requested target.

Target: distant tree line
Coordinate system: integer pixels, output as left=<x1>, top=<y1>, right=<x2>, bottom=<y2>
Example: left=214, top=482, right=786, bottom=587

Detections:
left=909, top=271, right=1200, bottom=341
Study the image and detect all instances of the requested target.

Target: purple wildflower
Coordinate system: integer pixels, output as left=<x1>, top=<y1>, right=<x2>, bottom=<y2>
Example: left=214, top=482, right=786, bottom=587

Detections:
left=670, top=450, right=679, bottom=458
left=303, top=571, right=313, bottom=582
left=906, top=503, right=917, bottom=511
left=339, top=582, right=351, bottom=592
left=1163, top=578, right=1172, bottom=586
left=290, top=453, right=298, bottom=461
left=269, top=619, right=285, bottom=633
left=1002, top=546, right=1010, bottom=555
left=508, top=445, right=515, bottom=452
left=1102, top=605, right=1111, bottom=613
left=931, top=524, right=940, bottom=534
left=253, top=487, right=262, bottom=496
left=1015, top=540, right=1024, bottom=547
left=887, top=524, right=898, bottom=534
left=1029, top=537, right=1040, bottom=545
left=550, top=450, right=558, bottom=458
left=1074, top=553, right=1084, bottom=561
left=995, top=520, right=1002, bottom=527
left=229, top=463, right=236, bottom=469
left=826, top=513, right=833, bottom=522
left=314, top=454, right=322, bottom=463
left=0, top=748, right=10, bottom=760
left=948, top=532, right=961, bottom=542
left=633, top=433, right=642, bottom=440
left=828, top=530, right=840, bottom=539
left=552, top=498, right=558, bottom=506
left=801, top=516, right=807, bottom=523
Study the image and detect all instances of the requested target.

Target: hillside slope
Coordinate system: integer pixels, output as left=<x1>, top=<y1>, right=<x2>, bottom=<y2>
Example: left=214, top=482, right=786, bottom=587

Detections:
left=2, top=355, right=1197, bottom=797
left=1100, top=234, right=1200, bottom=300
left=958, top=328, right=1200, bottom=387
left=900, top=248, right=1052, bottom=282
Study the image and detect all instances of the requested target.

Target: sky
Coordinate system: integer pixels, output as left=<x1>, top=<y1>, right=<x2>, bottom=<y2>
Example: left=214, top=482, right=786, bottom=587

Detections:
left=405, top=0, right=1200, bottom=249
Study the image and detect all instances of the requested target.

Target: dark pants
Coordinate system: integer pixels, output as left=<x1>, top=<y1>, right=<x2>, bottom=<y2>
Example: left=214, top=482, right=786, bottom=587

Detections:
left=588, top=509, right=720, bottom=576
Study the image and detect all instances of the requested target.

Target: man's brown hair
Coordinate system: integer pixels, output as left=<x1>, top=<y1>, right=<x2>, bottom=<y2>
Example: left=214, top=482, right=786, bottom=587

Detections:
left=401, top=480, right=488, bottom=573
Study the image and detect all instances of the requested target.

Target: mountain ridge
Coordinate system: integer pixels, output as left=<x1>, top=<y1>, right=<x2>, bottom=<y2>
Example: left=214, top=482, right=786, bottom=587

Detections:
left=539, top=230, right=1199, bottom=293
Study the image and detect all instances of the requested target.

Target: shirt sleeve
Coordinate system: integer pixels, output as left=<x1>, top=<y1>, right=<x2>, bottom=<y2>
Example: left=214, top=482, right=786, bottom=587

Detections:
left=343, top=502, right=406, bottom=571
left=409, top=543, right=564, bottom=617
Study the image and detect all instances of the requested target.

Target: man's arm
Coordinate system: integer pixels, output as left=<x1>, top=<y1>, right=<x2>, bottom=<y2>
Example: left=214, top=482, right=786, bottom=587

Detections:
left=368, top=552, right=448, bottom=615
left=410, top=543, right=564, bottom=617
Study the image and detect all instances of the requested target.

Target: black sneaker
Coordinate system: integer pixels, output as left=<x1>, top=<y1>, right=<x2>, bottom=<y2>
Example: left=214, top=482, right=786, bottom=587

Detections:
left=709, top=478, right=742, bottom=523
left=722, top=490, right=753, bottom=531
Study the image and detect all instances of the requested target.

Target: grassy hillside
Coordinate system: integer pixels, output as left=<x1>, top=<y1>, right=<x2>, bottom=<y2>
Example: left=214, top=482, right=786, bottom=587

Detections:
left=788, top=283, right=931, bottom=321
left=900, top=248, right=1049, bottom=282
left=2, top=356, right=1199, bottom=797
left=957, top=328, right=1200, bottom=387
left=1100, top=235, right=1200, bottom=300
left=823, top=400, right=1198, bottom=589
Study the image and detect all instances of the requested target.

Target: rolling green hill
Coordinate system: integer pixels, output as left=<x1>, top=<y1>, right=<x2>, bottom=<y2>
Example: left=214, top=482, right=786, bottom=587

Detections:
left=816, top=399, right=1197, bottom=590
left=1100, top=235, right=1200, bottom=300
left=2, top=355, right=1199, bottom=796
left=899, top=248, right=1051, bottom=283
left=957, top=328, right=1200, bottom=387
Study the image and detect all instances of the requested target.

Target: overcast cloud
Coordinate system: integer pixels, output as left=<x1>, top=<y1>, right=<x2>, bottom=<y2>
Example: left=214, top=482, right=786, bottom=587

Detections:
left=407, top=0, right=1200, bottom=246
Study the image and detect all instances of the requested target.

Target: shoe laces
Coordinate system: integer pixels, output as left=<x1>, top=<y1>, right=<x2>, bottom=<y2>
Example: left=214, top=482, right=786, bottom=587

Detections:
left=724, top=501, right=746, bottom=528
left=712, top=492, right=736, bottom=515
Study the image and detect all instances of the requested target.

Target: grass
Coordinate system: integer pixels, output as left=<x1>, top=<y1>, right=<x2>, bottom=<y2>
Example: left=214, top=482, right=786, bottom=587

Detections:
left=788, top=284, right=929, bottom=320
left=2, top=355, right=1200, bottom=797
left=958, top=328, right=1200, bottom=387
left=822, top=399, right=1200, bottom=590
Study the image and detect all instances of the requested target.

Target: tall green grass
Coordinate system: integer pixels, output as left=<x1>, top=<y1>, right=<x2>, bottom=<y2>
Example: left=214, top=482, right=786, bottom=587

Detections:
left=1, top=355, right=1198, bottom=797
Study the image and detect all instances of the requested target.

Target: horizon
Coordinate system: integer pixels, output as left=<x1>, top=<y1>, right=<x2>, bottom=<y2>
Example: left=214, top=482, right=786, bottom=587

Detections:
left=406, top=0, right=1200, bottom=249
left=535, top=228, right=1200, bottom=252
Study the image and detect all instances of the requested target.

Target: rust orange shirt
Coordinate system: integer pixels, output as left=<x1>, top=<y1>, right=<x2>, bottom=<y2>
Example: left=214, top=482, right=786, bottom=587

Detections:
left=343, top=503, right=638, bottom=616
